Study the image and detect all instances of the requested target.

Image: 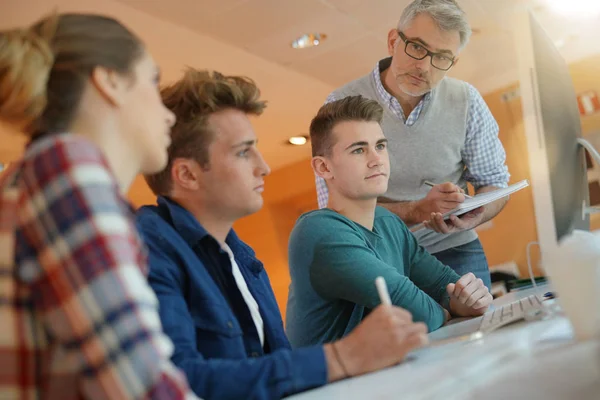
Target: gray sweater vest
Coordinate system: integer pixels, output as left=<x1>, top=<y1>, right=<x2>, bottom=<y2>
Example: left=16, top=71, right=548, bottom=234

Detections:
left=331, top=73, right=477, bottom=254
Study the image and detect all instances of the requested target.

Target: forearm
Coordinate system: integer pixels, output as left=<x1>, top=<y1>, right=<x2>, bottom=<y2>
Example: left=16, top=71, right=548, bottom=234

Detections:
left=378, top=199, right=428, bottom=225
left=476, top=185, right=509, bottom=224
left=312, top=243, right=448, bottom=331
left=410, top=253, right=461, bottom=304
left=388, top=278, right=449, bottom=332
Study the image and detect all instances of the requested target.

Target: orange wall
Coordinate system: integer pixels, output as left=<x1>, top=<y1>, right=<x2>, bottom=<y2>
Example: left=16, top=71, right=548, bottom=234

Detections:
left=476, top=83, right=541, bottom=276
left=233, top=160, right=317, bottom=318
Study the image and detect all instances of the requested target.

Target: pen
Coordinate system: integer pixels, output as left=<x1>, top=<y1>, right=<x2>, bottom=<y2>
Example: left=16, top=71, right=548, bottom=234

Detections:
left=423, top=180, right=472, bottom=199
left=375, top=276, right=392, bottom=306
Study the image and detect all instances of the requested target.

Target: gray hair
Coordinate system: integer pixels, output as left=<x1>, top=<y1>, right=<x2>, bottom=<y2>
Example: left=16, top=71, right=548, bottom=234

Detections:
left=397, top=0, right=472, bottom=50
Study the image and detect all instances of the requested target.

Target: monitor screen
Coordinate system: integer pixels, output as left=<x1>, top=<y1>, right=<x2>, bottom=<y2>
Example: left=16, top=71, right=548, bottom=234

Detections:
left=530, top=12, right=590, bottom=241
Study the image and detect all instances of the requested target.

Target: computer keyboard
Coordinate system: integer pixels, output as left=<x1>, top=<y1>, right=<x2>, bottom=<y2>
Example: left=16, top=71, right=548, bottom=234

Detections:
left=479, top=294, right=545, bottom=334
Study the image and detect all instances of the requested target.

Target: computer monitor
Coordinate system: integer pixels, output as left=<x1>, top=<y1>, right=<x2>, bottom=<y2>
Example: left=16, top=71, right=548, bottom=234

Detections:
left=514, top=9, right=596, bottom=259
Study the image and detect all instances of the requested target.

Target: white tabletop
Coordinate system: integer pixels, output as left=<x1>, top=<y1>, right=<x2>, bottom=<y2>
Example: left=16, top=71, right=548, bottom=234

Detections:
left=286, top=285, right=600, bottom=400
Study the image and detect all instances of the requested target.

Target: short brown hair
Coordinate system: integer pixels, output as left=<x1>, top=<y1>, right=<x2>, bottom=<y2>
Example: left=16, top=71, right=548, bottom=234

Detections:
left=0, top=13, right=144, bottom=135
left=144, top=69, right=267, bottom=196
left=310, top=95, right=383, bottom=157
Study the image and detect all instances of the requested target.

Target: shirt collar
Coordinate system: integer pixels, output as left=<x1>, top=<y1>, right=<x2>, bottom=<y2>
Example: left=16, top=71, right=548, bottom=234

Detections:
left=156, top=196, right=263, bottom=274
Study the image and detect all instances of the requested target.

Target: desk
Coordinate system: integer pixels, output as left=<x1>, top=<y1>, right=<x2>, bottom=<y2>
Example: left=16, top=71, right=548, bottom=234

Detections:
left=287, top=286, right=600, bottom=400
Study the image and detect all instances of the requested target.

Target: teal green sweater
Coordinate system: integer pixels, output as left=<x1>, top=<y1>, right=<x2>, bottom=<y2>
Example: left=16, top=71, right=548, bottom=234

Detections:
left=285, top=207, right=461, bottom=347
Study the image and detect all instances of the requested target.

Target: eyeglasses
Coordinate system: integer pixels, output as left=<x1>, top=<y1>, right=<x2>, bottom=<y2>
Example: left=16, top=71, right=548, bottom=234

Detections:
left=396, top=31, right=455, bottom=71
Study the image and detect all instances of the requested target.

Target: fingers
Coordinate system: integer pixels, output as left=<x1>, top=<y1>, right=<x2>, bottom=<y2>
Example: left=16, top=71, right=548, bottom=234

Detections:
left=448, top=214, right=467, bottom=229
left=428, top=184, right=466, bottom=207
left=473, top=292, right=493, bottom=311
left=452, top=273, right=476, bottom=299
left=405, top=332, right=429, bottom=348
left=388, top=305, right=414, bottom=324
left=455, top=277, right=492, bottom=312
left=446, top=282, right=456, bottom=296
left=396, top=323, right=429, bottom=350
left=468, top=206, right=485, bottom=216
left=441, top=192, right=466, bottom=203
left=464, top=284, right=488, bottom=308
left=392, top=324, right=429, bottom=362
left=436, top=182, right=462, bottom=193
left=371, top=304, right=413, bottom=327
left=398, top=321, right=428, bottom=337
left=425, top=213, right=454, bottom=234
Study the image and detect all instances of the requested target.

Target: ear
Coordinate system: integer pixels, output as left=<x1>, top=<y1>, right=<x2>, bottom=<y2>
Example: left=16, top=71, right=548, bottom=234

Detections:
left=312, top=156, right=334, bottom=180
left=451, top=57, right=460, bottom=69
left=171, top=158, right=201, bottom=191
left=89, top=66, right=129, bottom=107
left=387, top=28, right=399, bottom=56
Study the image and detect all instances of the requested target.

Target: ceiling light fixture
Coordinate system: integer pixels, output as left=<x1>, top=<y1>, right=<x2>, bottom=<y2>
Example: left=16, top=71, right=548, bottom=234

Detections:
left=291, top=33, right=327, bottom=49
left=288, top=135, right=308, bottom=145
left=546, top=0, right=600, bottom=18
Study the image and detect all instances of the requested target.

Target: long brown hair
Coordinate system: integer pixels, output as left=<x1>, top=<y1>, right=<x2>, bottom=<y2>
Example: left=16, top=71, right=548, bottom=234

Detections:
left=0, top=13, right=145, bottom=135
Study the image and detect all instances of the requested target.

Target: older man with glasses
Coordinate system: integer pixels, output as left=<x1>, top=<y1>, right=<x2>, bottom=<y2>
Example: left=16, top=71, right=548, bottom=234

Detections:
left=314, top=0, right=510, bottom=289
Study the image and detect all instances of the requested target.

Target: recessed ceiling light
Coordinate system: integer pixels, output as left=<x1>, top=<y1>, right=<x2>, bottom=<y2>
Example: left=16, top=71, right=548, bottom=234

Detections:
left=288, top=135, right=308, bottom=145
left=291, top=33, right=327, bottom=49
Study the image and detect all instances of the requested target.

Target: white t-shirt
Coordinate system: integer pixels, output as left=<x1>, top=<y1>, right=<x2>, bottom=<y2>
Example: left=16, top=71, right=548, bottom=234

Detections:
left=222, top=244, right=265, bottom=347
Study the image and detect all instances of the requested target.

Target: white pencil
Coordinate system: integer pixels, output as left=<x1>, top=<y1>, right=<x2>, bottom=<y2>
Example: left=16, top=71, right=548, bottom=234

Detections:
left=375, top=276, right=392, bottom=306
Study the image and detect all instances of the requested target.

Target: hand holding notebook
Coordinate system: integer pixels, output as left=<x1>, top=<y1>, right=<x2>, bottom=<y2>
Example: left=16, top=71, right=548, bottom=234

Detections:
left=411, top=180, right=530, bottom=232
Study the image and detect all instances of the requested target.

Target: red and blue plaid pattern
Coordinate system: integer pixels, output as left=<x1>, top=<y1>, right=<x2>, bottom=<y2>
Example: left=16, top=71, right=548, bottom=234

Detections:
left=0, top=134, right=197, bottom=399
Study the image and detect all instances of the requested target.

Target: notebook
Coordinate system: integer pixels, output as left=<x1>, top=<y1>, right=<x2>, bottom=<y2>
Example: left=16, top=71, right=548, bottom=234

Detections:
left=411, top=180, right=530, bottom=231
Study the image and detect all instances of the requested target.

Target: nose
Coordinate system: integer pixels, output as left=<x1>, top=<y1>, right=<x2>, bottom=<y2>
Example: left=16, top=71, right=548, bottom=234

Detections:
left=368, top=150, right=384, bottom=168
left=414, top=55, right=430, bottom=72
left=256, top=151, right=271, bottom=177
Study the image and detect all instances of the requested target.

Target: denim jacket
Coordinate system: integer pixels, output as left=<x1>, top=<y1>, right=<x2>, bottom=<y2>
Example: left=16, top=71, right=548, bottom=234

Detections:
left=136, top=197, right=326, bottom=400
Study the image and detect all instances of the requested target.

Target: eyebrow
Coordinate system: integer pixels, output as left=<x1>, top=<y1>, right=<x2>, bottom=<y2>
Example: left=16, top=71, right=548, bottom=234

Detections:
left=407, top=35, right=455, bottom=56
left=345, top=138, right=388, bottom=150
left=345, top=141, right=368, bottom=150
left=231, top=139, right=257, bottom=149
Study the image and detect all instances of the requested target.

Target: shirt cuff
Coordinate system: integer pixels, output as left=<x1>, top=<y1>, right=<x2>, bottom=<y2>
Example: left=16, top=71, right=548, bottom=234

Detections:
left=290, top=345, right=328, bottom=393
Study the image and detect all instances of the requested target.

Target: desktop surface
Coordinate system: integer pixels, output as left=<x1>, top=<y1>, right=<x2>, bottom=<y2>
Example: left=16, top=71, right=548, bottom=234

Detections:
left=286, top=285, right=600, bottom=400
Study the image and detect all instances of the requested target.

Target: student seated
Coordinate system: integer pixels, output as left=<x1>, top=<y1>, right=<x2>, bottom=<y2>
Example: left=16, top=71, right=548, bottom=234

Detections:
left=136, top=69, right=430, bottom=400
left=0, top=13, right=194, bottom=399
left=286, top=96, right=493, bottom=348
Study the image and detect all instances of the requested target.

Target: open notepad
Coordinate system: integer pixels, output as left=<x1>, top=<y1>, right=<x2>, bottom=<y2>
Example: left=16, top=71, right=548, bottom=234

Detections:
left=411, top=180, right=530, bottom=232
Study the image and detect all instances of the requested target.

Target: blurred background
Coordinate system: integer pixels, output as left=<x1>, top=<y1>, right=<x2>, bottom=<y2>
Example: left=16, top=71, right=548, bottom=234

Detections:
left=2, top=0, right=600, bottom=316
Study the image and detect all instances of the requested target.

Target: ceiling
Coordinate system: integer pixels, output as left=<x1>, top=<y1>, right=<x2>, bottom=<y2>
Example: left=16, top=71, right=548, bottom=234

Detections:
left=114, top=0, right=600, bottom=92
left=1, top=0, right=599, bottom=171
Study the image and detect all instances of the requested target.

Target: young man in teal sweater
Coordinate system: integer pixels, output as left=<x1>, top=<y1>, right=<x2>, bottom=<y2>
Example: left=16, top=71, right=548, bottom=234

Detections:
left=286, top=96, right=493, bottom=347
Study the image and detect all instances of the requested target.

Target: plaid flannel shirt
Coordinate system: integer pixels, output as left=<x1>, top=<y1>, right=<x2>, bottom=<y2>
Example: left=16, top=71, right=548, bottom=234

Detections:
left=0, top=134, right=197, bottom=400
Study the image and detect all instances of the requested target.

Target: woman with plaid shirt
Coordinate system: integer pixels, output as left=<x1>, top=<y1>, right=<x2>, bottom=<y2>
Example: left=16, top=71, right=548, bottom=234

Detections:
left=0, top=13, right=197, bottom=399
